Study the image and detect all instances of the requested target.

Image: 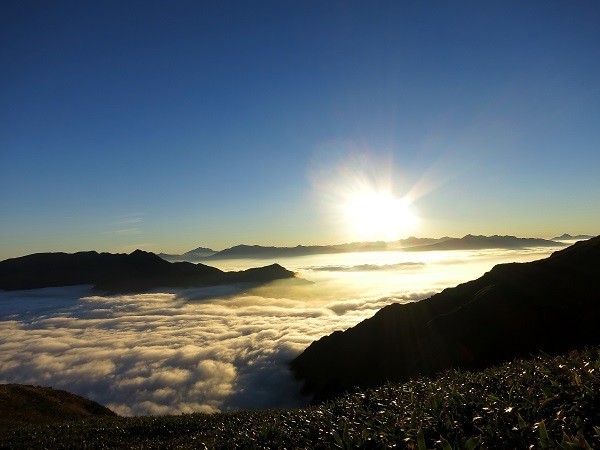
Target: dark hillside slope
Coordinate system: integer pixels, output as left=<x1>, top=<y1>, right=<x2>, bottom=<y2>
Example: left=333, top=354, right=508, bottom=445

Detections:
left=291, top=235, right=600, bottom=402
left=2, top=348, right=600, bottom=448
left=0, top=250, right=295, bottom=294
left=0, top=384, right=116, bottom=428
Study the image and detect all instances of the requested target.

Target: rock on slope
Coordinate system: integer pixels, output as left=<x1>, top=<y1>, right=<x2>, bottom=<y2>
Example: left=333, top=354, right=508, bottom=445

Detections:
left=291, top=235, right=600, bottom=402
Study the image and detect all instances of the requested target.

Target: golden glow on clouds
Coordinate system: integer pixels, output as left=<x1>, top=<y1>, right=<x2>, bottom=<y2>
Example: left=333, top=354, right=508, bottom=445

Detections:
left=0, top=247, right=557, bottom=415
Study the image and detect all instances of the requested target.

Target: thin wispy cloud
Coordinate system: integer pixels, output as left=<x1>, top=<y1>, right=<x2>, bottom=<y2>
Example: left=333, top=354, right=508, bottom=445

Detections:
left=102, top=228, right=141, bottom=235
left=97, top=213, right=151, bottom=252
left=102, top=213, right=146, bottom=236
left=109, top=217, right=144, bottom=226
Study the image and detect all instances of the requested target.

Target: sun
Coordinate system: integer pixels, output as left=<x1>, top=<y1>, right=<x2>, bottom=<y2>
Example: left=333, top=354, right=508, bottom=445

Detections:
left=343, top=189, right=418, bottom=241
left=309, top=150, right=421, bottom=243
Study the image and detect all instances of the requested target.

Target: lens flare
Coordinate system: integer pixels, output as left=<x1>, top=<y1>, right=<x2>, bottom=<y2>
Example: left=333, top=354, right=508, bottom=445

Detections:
left=343, top=189, right=418, bottom=241
left=309, top=148, right=419, bottom=242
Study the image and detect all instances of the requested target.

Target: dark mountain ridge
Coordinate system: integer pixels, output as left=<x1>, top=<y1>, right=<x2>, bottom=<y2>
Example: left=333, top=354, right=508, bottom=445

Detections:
left=205, top=244, right=345, bottom=260
left=551, top=233, right=594, bottom=241
left=290, top=235, right=600, bottom=403
left=0, top=250, right=295, bottom=294
left=159, top=246, right=216, bottom=261
left=402, top=234, right=561, bottom=251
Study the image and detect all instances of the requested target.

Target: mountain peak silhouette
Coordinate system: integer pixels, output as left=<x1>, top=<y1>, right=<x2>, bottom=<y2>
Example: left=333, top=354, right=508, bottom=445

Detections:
left=291, top=235, right=600, bottom=403
left=0, top=250, right=295, bottom=294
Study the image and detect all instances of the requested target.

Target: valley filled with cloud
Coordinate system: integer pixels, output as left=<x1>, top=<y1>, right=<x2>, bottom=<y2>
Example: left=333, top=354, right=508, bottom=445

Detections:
left=0, top=248, right=555, bottom=415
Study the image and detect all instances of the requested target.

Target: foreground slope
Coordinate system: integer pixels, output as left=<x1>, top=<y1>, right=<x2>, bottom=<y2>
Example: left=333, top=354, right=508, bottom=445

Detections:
left=0, top=384, right=116, bottom=429
left=291, top=236, right=600, bottom=402
left=2, top=348, right=599, bottom=448
left=0, top=250, right=295, bottom=294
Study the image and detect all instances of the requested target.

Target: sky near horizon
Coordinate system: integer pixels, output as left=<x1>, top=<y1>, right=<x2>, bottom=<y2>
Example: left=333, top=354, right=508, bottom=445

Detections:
left=1, top=1, right=599, bottom=259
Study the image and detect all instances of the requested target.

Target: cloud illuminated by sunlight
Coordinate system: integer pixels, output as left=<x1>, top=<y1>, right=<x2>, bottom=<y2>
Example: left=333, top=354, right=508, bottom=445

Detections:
left=0, top=247, right=557, bottom=415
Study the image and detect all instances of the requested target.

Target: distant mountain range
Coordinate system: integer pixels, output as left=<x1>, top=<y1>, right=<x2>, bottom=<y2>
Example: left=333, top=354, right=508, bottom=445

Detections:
left=290, top=235, right=600, bottom=403
left=159, top=246, right=217, bottom=260
left=0, top=250, right=295, bottom=294
left=159, top=242, right=396, bottom=261
left=160, top=235, right=563, bottom=261
left=551, top=233, right=595, bottom=241
left=401, top=234, right=561, bottom=251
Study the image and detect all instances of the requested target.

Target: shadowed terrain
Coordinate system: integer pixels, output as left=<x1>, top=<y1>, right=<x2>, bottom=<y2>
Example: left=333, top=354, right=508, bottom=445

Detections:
left=291, top=236, right=600, bottom=402
left=0, top=384, right=116, bottom=429
left=2, top=348, right=599, bottom=448
left=0, top=250, right=295, bottom=294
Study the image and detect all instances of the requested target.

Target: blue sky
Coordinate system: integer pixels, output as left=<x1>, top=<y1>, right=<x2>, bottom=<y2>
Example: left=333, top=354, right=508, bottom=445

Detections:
left=1, top=1, right=599, bottom=258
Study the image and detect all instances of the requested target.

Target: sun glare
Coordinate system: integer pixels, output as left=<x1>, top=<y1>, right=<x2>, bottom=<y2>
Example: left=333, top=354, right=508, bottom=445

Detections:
left=343, top=189, right=418, bottom=241
left=309, top=150, right=422, bottom=243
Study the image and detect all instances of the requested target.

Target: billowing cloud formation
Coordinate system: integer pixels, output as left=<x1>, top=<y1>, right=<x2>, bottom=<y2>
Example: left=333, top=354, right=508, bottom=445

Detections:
left=0, top=248, right=555, bottom=415
left=0, top=284, right=418, bottom=415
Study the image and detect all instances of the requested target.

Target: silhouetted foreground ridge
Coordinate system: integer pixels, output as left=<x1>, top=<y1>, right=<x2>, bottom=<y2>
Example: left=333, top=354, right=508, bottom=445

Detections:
left=291, top=236, right=600, bottom=402
left=0, top=250, right=295, bottom=294
left=0, top=384, right=116, bottom=428
left=2, top=348, right=599, bottom=447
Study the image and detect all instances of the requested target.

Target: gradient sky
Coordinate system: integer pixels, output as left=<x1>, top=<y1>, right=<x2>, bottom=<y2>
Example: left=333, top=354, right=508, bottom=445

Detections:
left=1, top=1, right=599, bottom=259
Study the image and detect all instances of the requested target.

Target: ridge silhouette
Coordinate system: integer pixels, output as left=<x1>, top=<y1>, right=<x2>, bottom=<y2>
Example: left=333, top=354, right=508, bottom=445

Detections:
left=290, top=236, right=600, bottom=402
left=160, top=235, right=560, bottom=261
left=0, top=250, right=295, bottom=294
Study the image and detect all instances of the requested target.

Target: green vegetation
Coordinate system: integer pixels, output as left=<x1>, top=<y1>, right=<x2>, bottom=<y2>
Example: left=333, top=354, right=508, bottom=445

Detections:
left=2, top=347, right=599, bottom=449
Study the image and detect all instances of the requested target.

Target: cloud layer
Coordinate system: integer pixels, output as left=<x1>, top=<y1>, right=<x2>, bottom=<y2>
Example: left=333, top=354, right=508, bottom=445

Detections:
left=0, top=248, right=555, bottom=415
left=0, top=283, right=420, bottom=415
left=306, top=262, right=425, bottom=272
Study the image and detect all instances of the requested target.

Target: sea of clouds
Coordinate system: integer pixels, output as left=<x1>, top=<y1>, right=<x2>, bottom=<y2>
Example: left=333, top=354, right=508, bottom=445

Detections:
left=0, top=248, right=556, bottom=415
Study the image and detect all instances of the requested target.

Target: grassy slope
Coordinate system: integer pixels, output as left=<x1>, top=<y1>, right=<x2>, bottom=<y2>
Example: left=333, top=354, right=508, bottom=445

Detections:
left=1, top=347, right=599, bottom=449
left=0, top=384, right=116, bottom=429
